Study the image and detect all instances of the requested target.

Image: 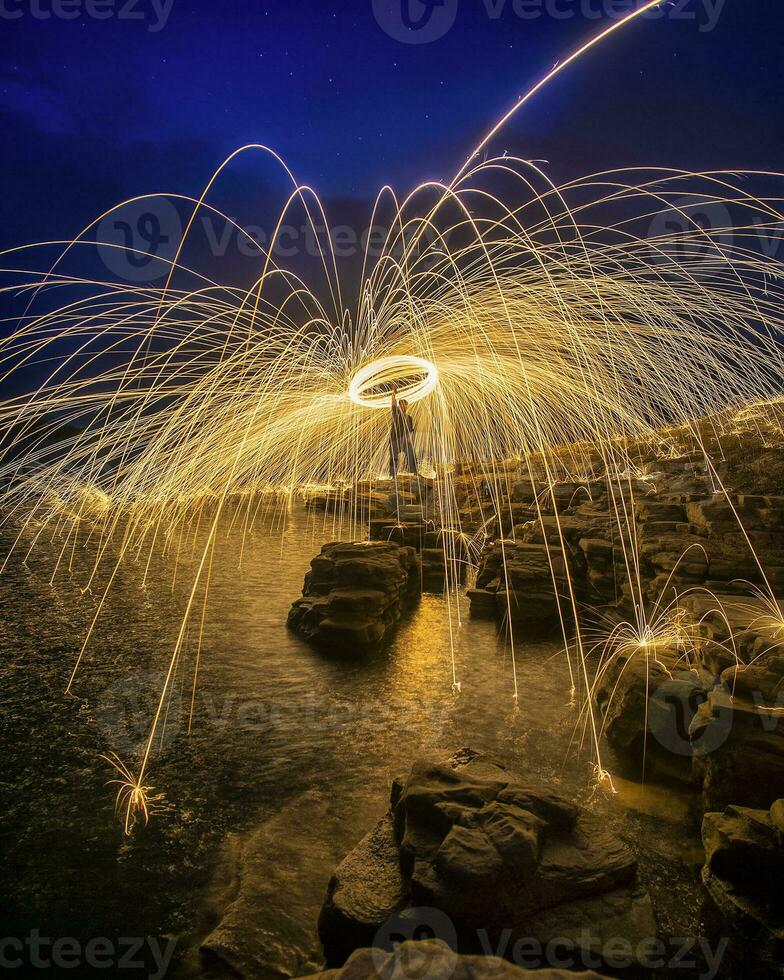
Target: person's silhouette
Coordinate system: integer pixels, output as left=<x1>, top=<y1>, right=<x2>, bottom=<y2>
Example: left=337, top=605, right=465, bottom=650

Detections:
left=389, top=383, right=418, bottom=477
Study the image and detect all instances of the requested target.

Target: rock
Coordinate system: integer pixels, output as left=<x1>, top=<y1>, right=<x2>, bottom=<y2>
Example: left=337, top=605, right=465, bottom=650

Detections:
left=686, top=498, right=738, bottom=533
left=593, top=645, right=715, bottom=781
left=635, top=499, right=687, bottom=523
left=319, top=812, right=407, bottom=966
left=473, top=460, right=784, bottom=634
left=318, top=751, right=656, bottom=971
left=465, top=587, right=497, bottom=618
left=469, top=542, right=577, bottom=629
left=306, top=488, right=391, bottom=520
left=419, top=531, right=470, bottom=592
left=288, top=541, right=420, bottom=650
left=298, top=939, right=611, bottom=980
left=369, top=521, right=426, bottom=549
left=524, top=513, right=609, bottom=547
left=721, top=664, right=784, bottom=703
left=701, top=800, right=784, bottom=973
left=690, top=686, right=784, bottom=813
left=579, top=538, right=614, bottom=561
left=368, top=524, right=469, bottom=593
left=202, top=791, right=363, bottom=979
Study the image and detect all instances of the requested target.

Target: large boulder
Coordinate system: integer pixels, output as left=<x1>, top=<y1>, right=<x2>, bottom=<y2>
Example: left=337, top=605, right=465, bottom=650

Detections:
left=298, top=939, right=610, bottom=980
left=318, top=750, right=656, bottom=972
left=702, top=800, right=784, bottom=973
left=288, top=541, right=420, bottom=650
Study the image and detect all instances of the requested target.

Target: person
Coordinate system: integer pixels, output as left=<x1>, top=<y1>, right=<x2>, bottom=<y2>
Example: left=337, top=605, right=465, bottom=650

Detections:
left=389, top=383, right=418, bottom=477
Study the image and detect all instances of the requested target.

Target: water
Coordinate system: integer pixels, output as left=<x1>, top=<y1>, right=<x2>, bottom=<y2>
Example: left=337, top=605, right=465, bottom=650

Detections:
left=0, top=506, right=707, bottom=978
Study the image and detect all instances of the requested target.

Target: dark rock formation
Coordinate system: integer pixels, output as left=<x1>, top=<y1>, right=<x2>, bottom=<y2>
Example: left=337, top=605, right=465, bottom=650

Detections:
left=690, top=686, right=784, bottom=813
left=369, top=519, right=426, bottom=550
left=298, top=939, right=610, bottom=980
left=702, top=799, right=784, bottom=974
left=318, top=750, right=656, bottom=971
left=369, top=522, right=470, bottom=592
left=288, top=541, right=420, bottom=649
left=684, top=592, right=784, bottom=673
left=593, top=643, right=715, bottom=781
left=468, top=459, right=784, bottom=630
left=674, top=596, right=784, bottom=810
left=467, top=540, right=575, bottom=630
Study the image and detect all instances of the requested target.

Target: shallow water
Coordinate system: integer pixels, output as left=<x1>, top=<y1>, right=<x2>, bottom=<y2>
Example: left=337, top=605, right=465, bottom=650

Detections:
left=0, top=506, right=710, bottom=978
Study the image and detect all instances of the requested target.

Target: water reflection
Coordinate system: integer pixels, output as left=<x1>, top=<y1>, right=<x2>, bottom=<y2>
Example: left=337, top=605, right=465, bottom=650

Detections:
left=0, top=504, right=705, bottom=976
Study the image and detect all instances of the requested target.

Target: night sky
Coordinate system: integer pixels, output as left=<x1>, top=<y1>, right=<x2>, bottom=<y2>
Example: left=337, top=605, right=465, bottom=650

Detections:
left=1, top=0, right=781, bottom=256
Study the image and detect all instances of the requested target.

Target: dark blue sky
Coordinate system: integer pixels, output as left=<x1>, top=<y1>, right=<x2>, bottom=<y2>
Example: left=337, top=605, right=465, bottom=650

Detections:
left=0, top=0, right=780, bottom=250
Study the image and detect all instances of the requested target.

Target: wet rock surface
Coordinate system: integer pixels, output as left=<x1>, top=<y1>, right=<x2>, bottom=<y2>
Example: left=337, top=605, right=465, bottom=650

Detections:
left=690, top=686, right=784, bottom=814
left=593, top=643, right=715, bottom=783
left=298, top=939, right=610, bottom=980
left=288, top=541, right=421, bottom=649
left=201, top=791, right=379, bottom=980
left=318, top=749, right=656, bottom=971
left=467, top=455, right=784, bottom=628
left=701, top=799, right=784, bottom=974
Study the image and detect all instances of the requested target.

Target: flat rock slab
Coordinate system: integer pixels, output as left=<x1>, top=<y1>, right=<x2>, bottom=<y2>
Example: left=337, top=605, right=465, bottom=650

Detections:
left=202, top=791, right=371, bottom=979
left=298, top=939, right=610, bottom=980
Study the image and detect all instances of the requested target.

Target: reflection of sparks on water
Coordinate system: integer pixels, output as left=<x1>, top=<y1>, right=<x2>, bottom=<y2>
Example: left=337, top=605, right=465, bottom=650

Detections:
left=0, top=2, right=783, bottom=831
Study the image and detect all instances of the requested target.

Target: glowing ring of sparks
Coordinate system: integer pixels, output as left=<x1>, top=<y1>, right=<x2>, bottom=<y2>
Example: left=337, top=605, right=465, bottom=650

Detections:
left=349, top=355, right=439, bottom=409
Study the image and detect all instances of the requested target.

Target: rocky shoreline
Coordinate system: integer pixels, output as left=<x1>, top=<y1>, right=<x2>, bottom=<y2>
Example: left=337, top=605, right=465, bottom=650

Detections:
left=318, top=749, right=657, bottom=974
left=266, top=415, right=784, bottom=978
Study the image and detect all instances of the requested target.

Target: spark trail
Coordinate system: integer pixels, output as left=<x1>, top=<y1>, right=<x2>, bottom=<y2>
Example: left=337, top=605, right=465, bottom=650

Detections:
left=0, top=6, right=783, bottom=830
